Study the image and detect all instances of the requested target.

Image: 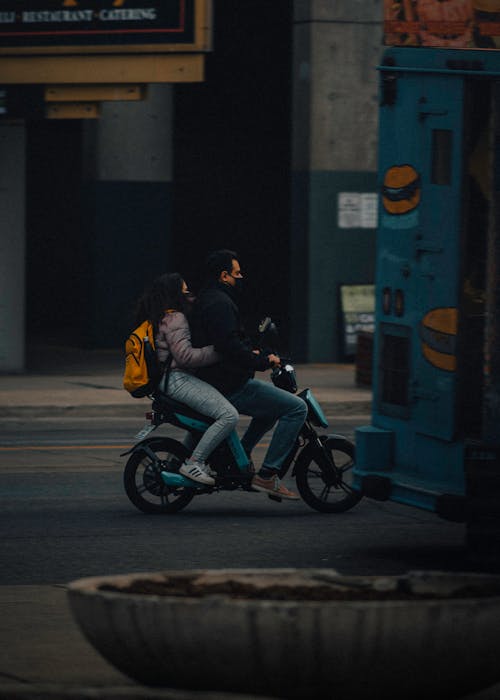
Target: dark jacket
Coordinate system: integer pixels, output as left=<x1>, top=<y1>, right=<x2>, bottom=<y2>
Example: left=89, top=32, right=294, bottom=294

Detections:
left=191, top=282, right=271, bottom=395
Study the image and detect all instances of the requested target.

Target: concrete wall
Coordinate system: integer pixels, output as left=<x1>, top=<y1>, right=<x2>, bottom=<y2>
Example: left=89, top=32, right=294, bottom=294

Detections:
left=82, top=85, right=174, bottom=346
left=91, top=85, right=174, bottom=183
left=291, top=0, right=383, bottom=361
left=0, top=122, right=25, bottom=372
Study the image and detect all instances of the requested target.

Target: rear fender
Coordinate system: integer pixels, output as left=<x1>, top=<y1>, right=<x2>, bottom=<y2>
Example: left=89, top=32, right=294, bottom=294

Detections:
left=120, top=436, right=182, bottom=458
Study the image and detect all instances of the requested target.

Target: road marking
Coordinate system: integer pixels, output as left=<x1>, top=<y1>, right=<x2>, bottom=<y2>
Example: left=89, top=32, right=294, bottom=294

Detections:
left=0, top=441, right=270, bottom=451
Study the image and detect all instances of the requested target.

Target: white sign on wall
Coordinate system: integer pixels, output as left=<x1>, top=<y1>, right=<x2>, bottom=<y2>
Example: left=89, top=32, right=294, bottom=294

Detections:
left=338, top=192, right=378, bottom=229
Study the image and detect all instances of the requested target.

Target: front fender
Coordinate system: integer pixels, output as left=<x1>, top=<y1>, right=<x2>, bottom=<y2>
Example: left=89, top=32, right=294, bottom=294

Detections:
left=294, top=433, right=354, bottom=475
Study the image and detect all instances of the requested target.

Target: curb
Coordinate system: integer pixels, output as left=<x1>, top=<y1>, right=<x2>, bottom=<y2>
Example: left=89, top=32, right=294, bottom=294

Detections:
left=0, top=685, right=273, bottom=700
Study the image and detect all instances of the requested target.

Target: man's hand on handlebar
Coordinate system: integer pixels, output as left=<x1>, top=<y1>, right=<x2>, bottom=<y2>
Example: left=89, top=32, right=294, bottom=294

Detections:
left=267, top=353, right=280, bottom=367
left=253, top=348, right=280, bottom=367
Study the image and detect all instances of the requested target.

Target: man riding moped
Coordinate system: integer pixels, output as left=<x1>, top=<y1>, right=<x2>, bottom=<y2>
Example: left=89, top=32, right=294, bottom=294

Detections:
left=191, top=249, right=308, bottom=501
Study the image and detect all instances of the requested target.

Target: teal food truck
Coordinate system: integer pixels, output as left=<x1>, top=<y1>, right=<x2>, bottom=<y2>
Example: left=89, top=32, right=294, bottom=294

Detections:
left=353, top=1, right=500, bottom=548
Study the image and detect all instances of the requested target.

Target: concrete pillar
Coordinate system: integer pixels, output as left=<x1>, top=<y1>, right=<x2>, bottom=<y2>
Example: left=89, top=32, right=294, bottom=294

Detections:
left=0, top=122, right=25, bottom=372
left=291, top=0, right=382, bottom=361
left=82, top=85, right=174, bottom=346
left=92, top=85, right=173, bottom=183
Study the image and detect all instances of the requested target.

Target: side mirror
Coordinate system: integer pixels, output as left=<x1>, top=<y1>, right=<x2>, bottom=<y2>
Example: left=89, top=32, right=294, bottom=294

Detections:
left=258, top=317, right=272, bottom=334
left=258, top=317, right=279, bottom=347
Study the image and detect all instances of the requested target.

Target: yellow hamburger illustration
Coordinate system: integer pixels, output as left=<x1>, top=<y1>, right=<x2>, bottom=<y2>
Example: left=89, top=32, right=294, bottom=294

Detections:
left=382, top=165, right=421, bottom=215
left=473, top=0, right=500, bottom=48
left=420, top=308, right=458, bottom=371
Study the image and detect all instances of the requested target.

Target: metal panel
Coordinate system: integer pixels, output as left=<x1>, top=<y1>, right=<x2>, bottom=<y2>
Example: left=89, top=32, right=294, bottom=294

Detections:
left=45, top=102, right=100, bottom=119
left=0, top=53, right=204, bottom=84
left=375, top=66, right=464, bottom=442
left=45, top=85, right=145, bottom=102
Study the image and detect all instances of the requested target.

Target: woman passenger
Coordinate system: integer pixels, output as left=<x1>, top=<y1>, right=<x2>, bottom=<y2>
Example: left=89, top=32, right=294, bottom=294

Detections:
left=135, top=273, right=238, bottom=486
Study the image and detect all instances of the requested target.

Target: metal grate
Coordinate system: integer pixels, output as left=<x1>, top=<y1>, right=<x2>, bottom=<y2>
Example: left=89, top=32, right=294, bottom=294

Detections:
left=381, top=332, right=410, bottom=407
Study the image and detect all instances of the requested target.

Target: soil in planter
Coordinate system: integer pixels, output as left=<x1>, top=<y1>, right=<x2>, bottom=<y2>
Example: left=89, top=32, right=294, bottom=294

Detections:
left=98, top=572, right=500, bottom=601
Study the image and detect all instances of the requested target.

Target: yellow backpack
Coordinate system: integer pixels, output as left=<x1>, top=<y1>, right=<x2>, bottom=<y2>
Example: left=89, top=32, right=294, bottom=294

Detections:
left=123, top=319, right=163, bottom=398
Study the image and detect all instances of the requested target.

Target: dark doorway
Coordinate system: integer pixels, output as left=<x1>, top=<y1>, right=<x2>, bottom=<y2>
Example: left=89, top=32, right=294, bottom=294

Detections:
left=25, top=120, right=87, bottom=351
left=173, top=0, right=293, bottom=347
left=458, top=79, right=490, bottom=439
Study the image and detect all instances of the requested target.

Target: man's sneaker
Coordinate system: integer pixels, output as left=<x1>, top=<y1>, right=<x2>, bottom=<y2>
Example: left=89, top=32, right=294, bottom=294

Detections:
left=179, top=460, right=215, bottom=486
left=251, top=473, right=300, bottom=500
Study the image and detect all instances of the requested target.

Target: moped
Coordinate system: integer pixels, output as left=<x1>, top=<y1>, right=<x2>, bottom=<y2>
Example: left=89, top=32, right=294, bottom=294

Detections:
left=122, top=320, right=361, bottom=515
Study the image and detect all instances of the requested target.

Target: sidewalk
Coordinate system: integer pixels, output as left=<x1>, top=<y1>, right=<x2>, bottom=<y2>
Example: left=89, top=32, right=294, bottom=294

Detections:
left=0, top=345, right=372, bottom=418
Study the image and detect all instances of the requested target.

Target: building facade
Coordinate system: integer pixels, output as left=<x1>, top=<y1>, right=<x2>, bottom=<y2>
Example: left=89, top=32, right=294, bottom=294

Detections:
left=0, top=0, right=383, bottom=371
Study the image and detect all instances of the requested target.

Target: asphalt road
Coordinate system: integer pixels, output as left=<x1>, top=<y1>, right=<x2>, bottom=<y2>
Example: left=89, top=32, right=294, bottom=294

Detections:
left=3, top=414, right=500, bottom=700
left=0, top=414, right=480, bottom=587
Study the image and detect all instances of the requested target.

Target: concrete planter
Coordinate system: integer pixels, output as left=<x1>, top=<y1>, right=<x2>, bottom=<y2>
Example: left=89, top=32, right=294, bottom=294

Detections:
left=68, top=569, right=500, bottom=699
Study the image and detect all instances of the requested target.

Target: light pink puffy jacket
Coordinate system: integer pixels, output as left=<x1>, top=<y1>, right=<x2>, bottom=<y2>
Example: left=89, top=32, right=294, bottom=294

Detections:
left=155, top=311, right=218, bottom=371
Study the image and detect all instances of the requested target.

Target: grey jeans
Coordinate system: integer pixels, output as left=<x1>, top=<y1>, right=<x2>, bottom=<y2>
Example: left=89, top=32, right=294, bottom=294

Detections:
left=164, top=370, right=238, bottom=463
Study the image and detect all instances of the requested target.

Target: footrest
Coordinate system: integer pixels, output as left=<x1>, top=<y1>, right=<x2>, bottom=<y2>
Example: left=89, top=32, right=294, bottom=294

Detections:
left=268, top=494, right=282, bottom=503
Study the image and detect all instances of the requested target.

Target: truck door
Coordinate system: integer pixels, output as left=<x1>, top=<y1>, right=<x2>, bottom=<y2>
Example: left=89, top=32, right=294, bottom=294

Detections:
left=377, top=68, right=464, bottom=442
left=411, top=74, right=464, bottom=441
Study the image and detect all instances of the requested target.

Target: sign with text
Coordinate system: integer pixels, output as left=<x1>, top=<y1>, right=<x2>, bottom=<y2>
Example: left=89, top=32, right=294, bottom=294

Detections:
left=0, top=0, right=209, bottom=53
left=339, top=284, right=375, bottom=357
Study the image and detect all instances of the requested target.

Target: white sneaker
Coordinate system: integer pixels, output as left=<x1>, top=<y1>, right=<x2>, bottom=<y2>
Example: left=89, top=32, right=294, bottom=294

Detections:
left=179, top=460, right=215, bottom=486
left=204, top=464, right=218, bottom=478
left=188, top=460, right=216, bottom=478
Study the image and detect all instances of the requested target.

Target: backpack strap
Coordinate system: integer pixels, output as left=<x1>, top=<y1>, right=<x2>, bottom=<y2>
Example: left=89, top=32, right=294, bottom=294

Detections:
left=158, top=352, right=173, bottom=393
left=163, top=352, right=173, bottom=377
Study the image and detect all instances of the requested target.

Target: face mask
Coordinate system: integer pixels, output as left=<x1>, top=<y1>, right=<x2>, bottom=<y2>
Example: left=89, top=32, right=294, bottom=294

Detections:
left=183, top=292, right=196, bottom=303
left=230, top=276, right=244, bottom=293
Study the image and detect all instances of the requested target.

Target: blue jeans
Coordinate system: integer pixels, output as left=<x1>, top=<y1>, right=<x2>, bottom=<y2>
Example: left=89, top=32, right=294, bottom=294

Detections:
left=228, top=379, right=308, bottom=471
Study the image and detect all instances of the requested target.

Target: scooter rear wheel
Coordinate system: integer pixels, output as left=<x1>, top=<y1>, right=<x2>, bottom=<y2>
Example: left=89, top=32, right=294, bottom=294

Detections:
left=295, top=436, right=362, bottom=513
left=123, top=437, right=194, bottom=514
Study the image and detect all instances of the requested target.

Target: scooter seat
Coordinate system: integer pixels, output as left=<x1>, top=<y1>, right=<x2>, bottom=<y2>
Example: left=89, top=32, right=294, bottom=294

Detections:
left=152, top=391, right=214, bottom=425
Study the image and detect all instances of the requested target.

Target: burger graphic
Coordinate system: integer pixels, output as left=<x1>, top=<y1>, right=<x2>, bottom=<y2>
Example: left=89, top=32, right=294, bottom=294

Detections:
left=417, top=0, right=473, bottom=48
left=473, top=0, right=500, bottom=47
left=420, top=308, right=458, bottom=371
left=384, top=0, right=474, bottom=47
left=382, top=164, right=421, bottom=215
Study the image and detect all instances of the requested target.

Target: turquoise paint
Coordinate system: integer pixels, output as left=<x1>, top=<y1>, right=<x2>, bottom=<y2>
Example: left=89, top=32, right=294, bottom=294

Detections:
left=301, top=389, right=328, bottom=429
left=161, top=471, right=202, bottom=489
left=175, top=414, right=209, bottom=432
left=226, top=431, right=250, bottom=470
left=175, top=415, right=250, bottom=472
left=355, top=47, right=500, bottom=517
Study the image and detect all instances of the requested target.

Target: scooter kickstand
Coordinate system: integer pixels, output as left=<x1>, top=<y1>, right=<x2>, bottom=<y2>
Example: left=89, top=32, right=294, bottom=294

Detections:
left=268, top=494, right=282, bottom=503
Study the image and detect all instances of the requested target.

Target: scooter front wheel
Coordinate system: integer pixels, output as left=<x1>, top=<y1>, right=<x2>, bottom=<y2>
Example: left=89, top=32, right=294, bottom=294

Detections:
left=295, top=436, right=362, bottom=513
left=123, top=437, right=194, bottom=514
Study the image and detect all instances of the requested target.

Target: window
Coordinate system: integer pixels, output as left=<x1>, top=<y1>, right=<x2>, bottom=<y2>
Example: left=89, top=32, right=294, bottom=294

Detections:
left=431, top=129, right=453, bottom=185
left=378, top=324, right=411, bottom=417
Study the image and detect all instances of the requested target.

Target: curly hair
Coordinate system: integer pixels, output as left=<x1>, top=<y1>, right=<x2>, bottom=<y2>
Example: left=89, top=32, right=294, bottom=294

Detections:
left=135, top=272, right=190, bottom=331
